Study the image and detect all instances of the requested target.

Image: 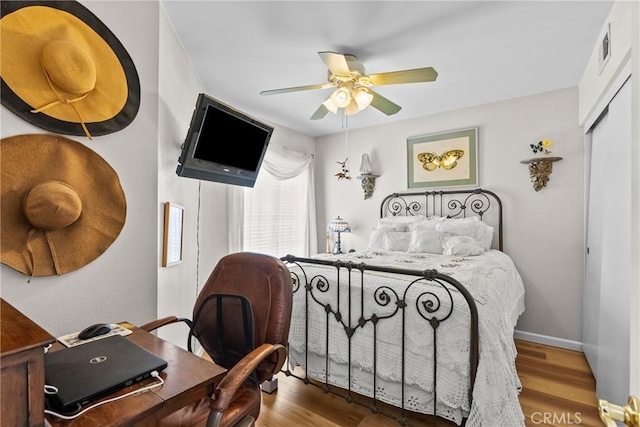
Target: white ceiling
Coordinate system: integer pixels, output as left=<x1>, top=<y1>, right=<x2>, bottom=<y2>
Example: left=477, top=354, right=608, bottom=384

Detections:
left=162, top=1, right=614, bottom=138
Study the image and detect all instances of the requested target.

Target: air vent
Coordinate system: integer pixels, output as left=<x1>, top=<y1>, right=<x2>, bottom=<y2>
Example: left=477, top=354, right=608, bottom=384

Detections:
left=598, top=23, right=611, bottom=74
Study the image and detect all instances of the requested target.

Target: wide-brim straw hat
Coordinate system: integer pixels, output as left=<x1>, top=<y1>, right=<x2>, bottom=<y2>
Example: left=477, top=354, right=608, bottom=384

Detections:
left=0, top=134, right=127, bottom=277
left=0, top=1, right=140, bottom=139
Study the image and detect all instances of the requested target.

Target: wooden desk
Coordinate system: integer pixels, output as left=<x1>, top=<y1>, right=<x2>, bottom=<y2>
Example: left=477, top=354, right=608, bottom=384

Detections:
left=45, top=324, right=227, bottom=427
left=1, top=298, right=56, bottom=427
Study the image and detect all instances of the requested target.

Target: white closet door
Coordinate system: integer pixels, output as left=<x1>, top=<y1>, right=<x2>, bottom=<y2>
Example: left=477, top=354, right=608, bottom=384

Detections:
left=584, top=79, right=632, bottom=406
left=583, top=111, right=608, bottom=376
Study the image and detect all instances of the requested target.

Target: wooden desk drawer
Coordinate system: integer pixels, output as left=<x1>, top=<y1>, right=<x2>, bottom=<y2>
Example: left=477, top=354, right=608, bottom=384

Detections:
left=1, top=298, right=55, bottom=427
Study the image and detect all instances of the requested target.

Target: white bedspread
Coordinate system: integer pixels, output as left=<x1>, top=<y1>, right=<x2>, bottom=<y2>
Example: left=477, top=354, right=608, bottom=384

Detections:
left=285, top=249, right=526, bottom=427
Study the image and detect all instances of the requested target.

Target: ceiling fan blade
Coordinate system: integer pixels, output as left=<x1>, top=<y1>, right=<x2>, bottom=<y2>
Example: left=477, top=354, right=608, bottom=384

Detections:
left=367, top=67, right=438, bottom=86
left=310, top=104, right=330, bottom=120
left=368, top=89, right=402, bottom=116
left=260, top=82, right=334, bottom=96
left=318, top=51, right=352, bottom=77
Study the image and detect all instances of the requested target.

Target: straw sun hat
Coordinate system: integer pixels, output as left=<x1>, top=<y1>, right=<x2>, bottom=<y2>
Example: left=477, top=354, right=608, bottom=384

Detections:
left=0, top=134, right=127, bottom=277
left=0, top=1, right=140, bottom=139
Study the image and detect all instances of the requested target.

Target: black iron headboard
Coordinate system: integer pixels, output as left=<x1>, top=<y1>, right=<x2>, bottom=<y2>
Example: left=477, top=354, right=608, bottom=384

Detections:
left=379, top=188, right=503, bottom=251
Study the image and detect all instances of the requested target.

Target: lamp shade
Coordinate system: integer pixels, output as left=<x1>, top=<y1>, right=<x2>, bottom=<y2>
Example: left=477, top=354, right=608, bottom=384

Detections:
left=359, top=153, right=373, bottom=175
left=330, top=87, right=351, bottom=108
left=327, top=216, right=351, bottom=233
left=345, top=98, right=361, bottom=116
left=322, top=97, right=338, bottom=114
left=353, top=87, right=373, bottom=110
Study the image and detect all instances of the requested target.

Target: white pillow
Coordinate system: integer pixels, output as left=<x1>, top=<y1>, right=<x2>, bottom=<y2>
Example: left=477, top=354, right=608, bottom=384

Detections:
left=408, top=222, right=443, bottom=254
left=379, top=214, right=426, bottom=227
left=368, top=228, right=387, bottom=250
left=436, top=217, right=495, bottom=251
left=375, top=223, right=408, bottom=232
left=442, top=235, right=485, bottom=256
left=383, top=232, right=411, bottom=252
left=474, top=221, right=494, bottom=251
left=436, top=217, right=479, bottom=237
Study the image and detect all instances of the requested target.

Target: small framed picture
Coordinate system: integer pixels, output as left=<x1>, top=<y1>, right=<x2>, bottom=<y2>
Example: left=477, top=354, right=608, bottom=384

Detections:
left=162, top=202, right=184, bottom=267
left=407, top=127, right=478, bottom=189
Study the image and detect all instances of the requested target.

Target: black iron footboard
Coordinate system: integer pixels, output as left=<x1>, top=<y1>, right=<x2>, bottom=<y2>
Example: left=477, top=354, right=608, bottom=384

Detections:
left=280, top=254, right=479, bottom=426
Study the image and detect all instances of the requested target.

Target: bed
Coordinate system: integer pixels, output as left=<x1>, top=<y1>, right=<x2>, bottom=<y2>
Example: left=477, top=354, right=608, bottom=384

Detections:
left=279, top=189, right=526, bottom=427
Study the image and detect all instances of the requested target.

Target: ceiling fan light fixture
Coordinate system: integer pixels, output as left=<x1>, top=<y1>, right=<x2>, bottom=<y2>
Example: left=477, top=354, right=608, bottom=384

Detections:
left=330, top=87, right=352, bottom=108
left=345, top=99, right=361, bottom=116
left=260, top=52, right=437, bottom=120
left=353, top=87, right=373, bottom=110
left=322, top=97, right=339, bottom=114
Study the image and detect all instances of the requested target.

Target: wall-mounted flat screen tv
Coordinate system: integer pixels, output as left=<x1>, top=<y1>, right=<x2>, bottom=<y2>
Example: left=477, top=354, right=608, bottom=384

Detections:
left=176, top=93, right=274, bottom=187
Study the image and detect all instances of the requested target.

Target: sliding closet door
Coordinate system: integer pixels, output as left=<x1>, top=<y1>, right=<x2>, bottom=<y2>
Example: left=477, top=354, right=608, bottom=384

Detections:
left=584, top=78, right=632, bottom=405
left=583, top=112, right=607, bottom=377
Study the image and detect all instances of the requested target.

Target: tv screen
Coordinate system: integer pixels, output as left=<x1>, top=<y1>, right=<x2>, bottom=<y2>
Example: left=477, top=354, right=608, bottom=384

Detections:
left=176, top=93, right=274, bottom=187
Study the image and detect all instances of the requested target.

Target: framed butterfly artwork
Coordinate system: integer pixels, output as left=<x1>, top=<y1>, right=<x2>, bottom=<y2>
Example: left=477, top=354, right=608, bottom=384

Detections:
left=406, top=127, right=478, bottom=189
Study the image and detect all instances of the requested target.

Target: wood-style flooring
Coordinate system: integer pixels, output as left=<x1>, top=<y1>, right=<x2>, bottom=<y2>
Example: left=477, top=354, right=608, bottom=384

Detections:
left=255, top=339, right=601, bottom=427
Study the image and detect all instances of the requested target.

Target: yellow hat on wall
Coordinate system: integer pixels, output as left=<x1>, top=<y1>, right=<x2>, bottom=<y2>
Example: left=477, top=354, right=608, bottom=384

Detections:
left=0, top=134, right=127, bottom=277
left=0, top=1, right=140, bottom=139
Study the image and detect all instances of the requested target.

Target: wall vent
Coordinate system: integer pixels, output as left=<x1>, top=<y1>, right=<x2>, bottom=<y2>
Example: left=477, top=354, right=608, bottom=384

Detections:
left=598, top=23, right=611, bottom=74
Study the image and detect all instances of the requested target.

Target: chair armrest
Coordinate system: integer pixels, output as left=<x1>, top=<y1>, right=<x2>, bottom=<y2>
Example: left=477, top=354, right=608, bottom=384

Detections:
left=209, top=343, right=286, bottom=413
left=139, top=316, right=184, bottom=332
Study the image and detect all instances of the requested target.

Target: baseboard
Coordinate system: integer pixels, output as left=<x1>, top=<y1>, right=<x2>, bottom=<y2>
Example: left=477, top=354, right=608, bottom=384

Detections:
left=514, top=330, right=583, bottom=352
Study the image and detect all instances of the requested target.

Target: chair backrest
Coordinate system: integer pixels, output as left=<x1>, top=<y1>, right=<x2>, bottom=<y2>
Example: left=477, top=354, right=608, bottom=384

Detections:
left=191, top=252, right=293, bottom=383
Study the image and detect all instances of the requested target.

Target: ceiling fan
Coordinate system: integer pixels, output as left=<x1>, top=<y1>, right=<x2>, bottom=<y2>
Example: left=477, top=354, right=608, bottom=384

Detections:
left=260, top=51, right=438, bottom=120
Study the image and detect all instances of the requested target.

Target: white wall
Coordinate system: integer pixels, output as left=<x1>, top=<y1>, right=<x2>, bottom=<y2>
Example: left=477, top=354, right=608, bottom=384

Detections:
left=579, top=1, right=633, bottom=126
left=157, top=4, right=315, bottom=348
left=157, top=4, right=228, bottom=346
left=0, top=1, right=161, bottom=336
left=315, top=87, right=585, bottom=343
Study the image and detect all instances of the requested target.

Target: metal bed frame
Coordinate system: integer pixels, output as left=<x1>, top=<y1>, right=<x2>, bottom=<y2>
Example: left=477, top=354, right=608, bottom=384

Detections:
left=280, top=188, right=503, bottom=426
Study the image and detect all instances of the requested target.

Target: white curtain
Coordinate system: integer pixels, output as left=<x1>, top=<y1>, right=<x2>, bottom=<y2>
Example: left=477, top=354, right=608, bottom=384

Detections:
left=228, top=143, right=317, bottom=256
left=262, top=144, right=312, bottom=180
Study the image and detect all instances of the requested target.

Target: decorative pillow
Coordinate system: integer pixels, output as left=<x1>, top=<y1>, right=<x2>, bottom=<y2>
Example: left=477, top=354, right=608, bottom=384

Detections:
left=436, top=217, right=495, bottom=251
left=383, top=232, right=411, bottom=252
left=436, top=216, right=480, bottom=237
left=407, top=222, right=443, bottom=254
left=442, top=235, right=485, bottom=256
left=365, top=227, right=394, bottom=250
left=367, top=221, right=411, bottom=250
left=368, top=228, right=387, bottom=250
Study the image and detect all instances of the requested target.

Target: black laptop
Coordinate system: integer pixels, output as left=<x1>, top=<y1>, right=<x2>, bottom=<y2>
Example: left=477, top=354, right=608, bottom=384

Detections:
left=45, top=335, right=168, bottom=413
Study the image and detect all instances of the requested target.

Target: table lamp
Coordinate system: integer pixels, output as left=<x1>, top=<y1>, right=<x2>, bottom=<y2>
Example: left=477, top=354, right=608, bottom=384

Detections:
left=327, top=216, right=351, bottom=254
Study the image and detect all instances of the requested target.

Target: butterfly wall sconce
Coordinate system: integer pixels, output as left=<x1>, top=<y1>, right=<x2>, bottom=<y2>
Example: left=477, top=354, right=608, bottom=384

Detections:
left=520, top=155, right=563, bottom=191
left=521, top=138, right=562, bottom=191
left=417, top=149, right=465, bottom=171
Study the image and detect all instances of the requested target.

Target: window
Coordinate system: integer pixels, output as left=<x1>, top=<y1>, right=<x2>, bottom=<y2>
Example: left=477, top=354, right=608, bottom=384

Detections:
left=231, top=144, right=316, bottom=258
left=243, top=169, right=309, bottom=257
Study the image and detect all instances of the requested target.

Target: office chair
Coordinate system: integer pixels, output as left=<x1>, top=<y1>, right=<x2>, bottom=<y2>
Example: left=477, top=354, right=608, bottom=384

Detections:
left=140, top=252, right=293, bottom=427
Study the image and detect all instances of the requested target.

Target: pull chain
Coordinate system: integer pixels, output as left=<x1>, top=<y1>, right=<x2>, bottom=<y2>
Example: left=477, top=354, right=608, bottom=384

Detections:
left=335, top=109, right=351, bottom=180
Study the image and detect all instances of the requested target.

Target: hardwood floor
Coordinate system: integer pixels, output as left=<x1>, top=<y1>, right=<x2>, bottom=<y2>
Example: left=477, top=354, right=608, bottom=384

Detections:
left=516, top=340, right=600, bottom=427
left=256, top=340, right=601, bottom=427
